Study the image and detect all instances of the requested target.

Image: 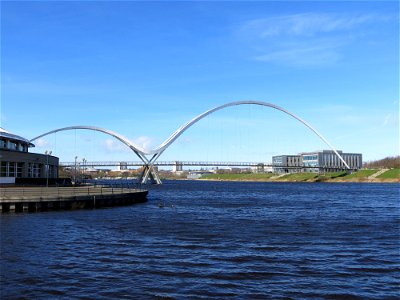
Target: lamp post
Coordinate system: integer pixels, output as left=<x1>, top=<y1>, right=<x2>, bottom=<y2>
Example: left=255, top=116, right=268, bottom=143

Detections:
left=82, top=158, right=86, bottom=182
left=74, top=156, right=78, bottom=185
left=45, top=150, right=52, bottom=187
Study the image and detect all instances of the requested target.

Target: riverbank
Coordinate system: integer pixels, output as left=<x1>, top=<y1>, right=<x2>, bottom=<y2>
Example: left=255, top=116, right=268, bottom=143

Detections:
left=199, top=169, right=400, bottom=183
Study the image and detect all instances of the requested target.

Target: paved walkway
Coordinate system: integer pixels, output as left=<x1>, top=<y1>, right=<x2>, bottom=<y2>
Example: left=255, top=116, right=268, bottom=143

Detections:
left=367, top=169, right=389, bottom=179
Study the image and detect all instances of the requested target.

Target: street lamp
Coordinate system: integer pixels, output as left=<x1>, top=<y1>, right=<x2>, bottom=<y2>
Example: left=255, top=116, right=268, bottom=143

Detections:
left=74, top=156, right=78, bottom=185
left=45, top=150, right=52, bottom=187
left=82, top=158, right=86, bottom=182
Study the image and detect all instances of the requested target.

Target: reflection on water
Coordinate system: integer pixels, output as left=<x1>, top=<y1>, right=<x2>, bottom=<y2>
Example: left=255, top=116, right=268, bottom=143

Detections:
left=1, top=181, right=399, bottom=299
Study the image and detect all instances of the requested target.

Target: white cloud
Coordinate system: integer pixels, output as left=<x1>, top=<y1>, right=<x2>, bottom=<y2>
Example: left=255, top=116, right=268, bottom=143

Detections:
left=35, top=138, right=49, bottom=148
left=101, top=136, right=156, bottom=154
left=132, top=136, right=155, bottom=152
left=382, top=114, right=391, bottom=126
left=103, top=138, right=130, bottom=153
left=255, top=43, right=340, bottom=66
left=242, top=13, right=376, bottom=38
left=238, top=12, right=388, bottom=67
left=381, top=113, right=399, bottom=128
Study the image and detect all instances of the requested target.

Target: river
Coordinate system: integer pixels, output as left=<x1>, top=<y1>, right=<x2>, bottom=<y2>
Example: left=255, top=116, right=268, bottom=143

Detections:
left=1, top=181, right=399, bottom=299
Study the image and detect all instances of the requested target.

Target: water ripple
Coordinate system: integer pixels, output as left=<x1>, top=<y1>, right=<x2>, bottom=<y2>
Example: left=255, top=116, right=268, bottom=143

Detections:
left=1, top=182, right=399, bottom=299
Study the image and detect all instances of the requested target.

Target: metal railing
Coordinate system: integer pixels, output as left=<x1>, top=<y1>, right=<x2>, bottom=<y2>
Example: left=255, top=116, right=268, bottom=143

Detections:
left=0, top=186, right=146, bottom=199
left=60, top=161, right=271, bottom=167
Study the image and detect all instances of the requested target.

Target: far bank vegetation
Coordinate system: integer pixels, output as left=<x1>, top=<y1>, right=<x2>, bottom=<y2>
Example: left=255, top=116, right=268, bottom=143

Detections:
left=363, top=156, right=400, bottom=169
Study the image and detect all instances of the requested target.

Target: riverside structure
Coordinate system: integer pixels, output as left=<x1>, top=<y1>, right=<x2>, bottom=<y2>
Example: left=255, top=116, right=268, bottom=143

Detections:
left=0, top=186, right=148, bottom=213
left=31, top=100, right=353, bottom=184
left=0, top=128, right=59, bottom=184
left=272, top=150, right=362, bottom=173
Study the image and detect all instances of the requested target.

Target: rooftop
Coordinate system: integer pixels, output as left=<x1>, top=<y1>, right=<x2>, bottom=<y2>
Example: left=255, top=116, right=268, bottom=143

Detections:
left=0, top=128, right=35, bottom=147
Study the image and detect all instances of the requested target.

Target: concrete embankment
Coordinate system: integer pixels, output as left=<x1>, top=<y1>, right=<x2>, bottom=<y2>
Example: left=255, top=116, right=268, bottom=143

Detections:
left=0, top=186, right=148, bottom=213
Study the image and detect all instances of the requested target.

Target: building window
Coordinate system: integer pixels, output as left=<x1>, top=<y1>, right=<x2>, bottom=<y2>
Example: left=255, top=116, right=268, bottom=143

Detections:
left=16, top=163, right=23, bottom=178
left=302, top=154, right=318, bottom=167
left=0, top=162, right=20, bottom=177
left=273, top=156, right=283, bottom=165
left=303, top=155, right=318, bottom=161
left=9, top=162, right=15, bottom=177
left=32, top=164, right=40, bottom=178
left=28, top=163, right=40, bottom=178
left=8, top=142, right=17, bottom=150
left=1, top=162, right=7, bottom=176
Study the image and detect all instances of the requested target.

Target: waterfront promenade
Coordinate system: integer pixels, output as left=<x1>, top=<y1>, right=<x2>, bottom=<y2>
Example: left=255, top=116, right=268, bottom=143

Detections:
left=0, top=186, right=148, bottom=213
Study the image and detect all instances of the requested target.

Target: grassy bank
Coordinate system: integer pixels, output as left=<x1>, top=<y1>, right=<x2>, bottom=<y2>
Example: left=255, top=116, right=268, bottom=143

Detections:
left=333, top=168, right=400, bottom=182
left=377, top=168, right=400, bottom=179
left=200, top=169, right=400, bottom=183
left=200, top=173, right=276, bottom=181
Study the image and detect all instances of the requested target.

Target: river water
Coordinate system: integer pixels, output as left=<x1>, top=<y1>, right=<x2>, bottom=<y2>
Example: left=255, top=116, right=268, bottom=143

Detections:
left=1, top=181, right=399, bottom=299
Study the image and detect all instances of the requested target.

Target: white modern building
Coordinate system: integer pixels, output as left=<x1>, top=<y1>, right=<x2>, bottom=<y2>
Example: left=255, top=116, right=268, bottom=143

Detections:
left=301, top=150, right=362, bottom=172
left=272, top=150, right=362, bottom=173
left=272, top=155, right=303, bottom=173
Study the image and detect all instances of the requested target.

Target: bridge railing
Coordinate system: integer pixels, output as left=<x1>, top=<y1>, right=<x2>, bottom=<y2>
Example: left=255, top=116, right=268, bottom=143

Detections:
left=60, top=161, right=272, bottom=167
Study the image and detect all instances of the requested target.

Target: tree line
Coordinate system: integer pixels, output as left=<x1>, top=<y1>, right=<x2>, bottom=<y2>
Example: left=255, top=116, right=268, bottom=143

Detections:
left=363, top=156, right=400, bottom=169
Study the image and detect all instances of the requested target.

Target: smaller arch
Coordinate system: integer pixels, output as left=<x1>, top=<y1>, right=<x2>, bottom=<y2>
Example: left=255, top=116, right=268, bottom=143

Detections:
left=30, top=125, right=148, bottom=158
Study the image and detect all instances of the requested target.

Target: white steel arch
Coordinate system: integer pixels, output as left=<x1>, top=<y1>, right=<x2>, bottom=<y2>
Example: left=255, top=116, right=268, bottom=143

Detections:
left=150, top=100, right=350, bottom=169
left=30, top=101, right=351, bottom=184
left=30, top=126, right=162, bottom=184
left=30, top=125, right=147, bottom=157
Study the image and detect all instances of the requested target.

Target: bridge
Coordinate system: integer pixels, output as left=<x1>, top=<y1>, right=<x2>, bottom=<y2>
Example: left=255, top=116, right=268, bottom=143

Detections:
left=60, top=161, right=269, bottom=168
left=60, top=161, right=352, bottom=174
left=31, top=100, right=351, bottom=184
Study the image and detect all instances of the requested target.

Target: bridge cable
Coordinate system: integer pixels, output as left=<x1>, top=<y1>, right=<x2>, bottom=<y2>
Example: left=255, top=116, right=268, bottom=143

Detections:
left=54, top=132, right=57, bottom=156
left=74, top=129, right=77, bottom=163
left=206, top=112, right=209, bottom=166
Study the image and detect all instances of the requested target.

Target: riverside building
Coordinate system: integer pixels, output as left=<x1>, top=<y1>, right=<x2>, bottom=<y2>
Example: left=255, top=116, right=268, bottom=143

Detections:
left=0, top=128, right=59, bottom=184
left=272, top=150, right=362, bottom=173
left=272, top=155, right=303, bottom=173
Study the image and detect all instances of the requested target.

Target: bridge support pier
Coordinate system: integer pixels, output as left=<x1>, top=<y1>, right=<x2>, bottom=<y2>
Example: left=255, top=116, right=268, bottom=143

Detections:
left=138, top=164, right=162, bottom=185
left=173, top=161, right=183, bottom=173
left=256, top=163, right=265, bottom=173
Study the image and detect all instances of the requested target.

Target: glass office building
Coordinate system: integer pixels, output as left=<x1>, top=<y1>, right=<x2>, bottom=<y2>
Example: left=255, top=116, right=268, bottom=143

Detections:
left=273, top=150, right=362, bottom=173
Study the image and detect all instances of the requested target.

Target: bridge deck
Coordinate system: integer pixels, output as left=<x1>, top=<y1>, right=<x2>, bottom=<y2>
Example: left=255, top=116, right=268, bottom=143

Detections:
left=60, top=161, right=270, bottom=167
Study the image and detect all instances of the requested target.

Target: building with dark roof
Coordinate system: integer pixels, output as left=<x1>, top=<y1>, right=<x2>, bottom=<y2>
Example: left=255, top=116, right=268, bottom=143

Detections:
left=0, top=128, right=59, bottom=184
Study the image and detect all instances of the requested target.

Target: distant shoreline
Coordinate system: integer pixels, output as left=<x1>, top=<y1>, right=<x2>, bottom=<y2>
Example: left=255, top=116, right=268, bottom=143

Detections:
left=196, top=178, right=399, bottom=183
left=181, top=169, right=400, bottom=183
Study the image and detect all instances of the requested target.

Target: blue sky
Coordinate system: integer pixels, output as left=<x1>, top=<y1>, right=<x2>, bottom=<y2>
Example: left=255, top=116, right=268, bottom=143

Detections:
left=1, top=0, right=399, bottom=165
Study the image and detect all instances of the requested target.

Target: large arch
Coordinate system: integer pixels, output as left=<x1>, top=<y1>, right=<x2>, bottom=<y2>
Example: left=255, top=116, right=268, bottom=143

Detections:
left=150, top=101, right=350, bottom=169
left=30, top=101, right=350, bottom=184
